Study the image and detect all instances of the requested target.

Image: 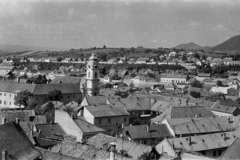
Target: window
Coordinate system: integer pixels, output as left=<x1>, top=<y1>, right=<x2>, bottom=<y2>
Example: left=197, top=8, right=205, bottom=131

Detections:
left=95, top=72, right=98, bottom=78
left=9, top=102, right=11, bottom=105
left=0, top=93, right=2, bottom=96
left=9, top=94, right=11, bottom=97
left=213, top=151, right=217, bottom=157
left=218, top=150, right=222, bottom=156
left=4, top=101, right=6, bottom=105
left=4, top=93, right=6, bottom=96
left=124, top=117, right=127, bottom=122
left=99, top=119, right=102, bottom=124
left=0, top=100, right=1, bottom=104
left=73, top=95, right=75, bottom=98
left=108, top=118, right=111, bottom=123
left=88, top=72, right=90, bottom=78
left=68, top=95, right=70, bottom=98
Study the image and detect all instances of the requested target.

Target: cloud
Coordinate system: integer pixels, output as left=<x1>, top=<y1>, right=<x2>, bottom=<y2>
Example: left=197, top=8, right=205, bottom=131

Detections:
left=152, top=39, right=158, bottom=43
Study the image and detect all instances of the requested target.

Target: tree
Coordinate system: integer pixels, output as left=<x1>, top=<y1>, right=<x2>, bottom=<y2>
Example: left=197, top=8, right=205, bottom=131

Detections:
left=14, top=90, right=33, bottom=108
left=194, top=53, right=200, bottom=59
left=205, top=92, right=225, bottom=102
left=202, top=55, right=206, bottom=60
left=191, top=79, right=203, bottom=88
left=216, top=80, right=223, bottom=87
left=47, top=89, right=63, bottom=101
left=57, top=57, right=63, bottom=62
left=103, top=45, right=107, bottom=49
left=182, top=55, right=187, bottom=62
left=190, top=91, right=201, bottom=98
left=64, top=106, right=75, bottom=118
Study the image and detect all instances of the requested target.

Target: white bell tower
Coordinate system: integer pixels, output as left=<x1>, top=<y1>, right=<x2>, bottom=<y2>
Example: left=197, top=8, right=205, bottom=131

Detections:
left=86, top=53, right=99, bottom=96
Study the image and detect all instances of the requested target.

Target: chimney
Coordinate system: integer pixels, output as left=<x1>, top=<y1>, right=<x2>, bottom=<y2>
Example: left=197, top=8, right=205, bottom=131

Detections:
left=2, top=150, right=7, bottom=160
left=195, top=114, right=198, bottom=118
left=228, top=116, right=233, bottom=123
left=109, top=142, right=116, bottom=160
left=1, top=118, right=6, bottom=124
left=15, top=118, right=20, bottom=125
left=222, top=133, right=226, bottom=140
left=188, top=137, right=191, bottom=145
left=146, top=124, right=150, bottom=133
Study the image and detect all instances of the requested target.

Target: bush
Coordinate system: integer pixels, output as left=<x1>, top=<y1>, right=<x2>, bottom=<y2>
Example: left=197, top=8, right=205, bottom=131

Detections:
left=190, top=91, right=201, bottom=98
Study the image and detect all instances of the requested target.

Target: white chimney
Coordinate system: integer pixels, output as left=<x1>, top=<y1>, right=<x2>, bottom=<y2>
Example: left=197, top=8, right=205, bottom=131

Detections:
left=2, top=150, right=7, bottom=160
left=188, top=137, right=191, bottom=145
left=146, top=124, right=150, bottom=133
left=15, top=118, right=20, bottom=125
left=110, top=142, right=116, bottom=160
left=1, top=118, right=6, bottom=124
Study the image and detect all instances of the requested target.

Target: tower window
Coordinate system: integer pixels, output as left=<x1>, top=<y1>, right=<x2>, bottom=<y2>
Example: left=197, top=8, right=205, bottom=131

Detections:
left=88, top=72, right=90, bottom=78
left=95, top=72, right=98, bottom=78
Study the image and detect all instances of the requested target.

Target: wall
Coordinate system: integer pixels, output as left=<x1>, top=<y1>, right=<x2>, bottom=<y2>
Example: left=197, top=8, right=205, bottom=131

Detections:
left=83, top=108, right=95, bottom=124
left=94, top=116, right=129, bottom=133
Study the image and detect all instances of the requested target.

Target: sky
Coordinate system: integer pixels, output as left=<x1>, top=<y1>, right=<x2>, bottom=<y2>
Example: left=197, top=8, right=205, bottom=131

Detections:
left=0, top=0, right=240, bottom=50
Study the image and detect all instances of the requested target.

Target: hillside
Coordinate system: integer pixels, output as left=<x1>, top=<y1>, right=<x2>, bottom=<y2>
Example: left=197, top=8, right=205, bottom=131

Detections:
left=173, top=42, right=203, bottom=50
left=212, top=35, right=240, bottom=51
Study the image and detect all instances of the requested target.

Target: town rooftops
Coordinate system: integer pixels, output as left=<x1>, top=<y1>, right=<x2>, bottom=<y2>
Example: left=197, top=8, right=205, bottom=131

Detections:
left=74, top=118, right=105, bottom=133
left=50, top=141, right=134, bottom=160
left=85, top=105, right=129, bottom=118
left=197, top=73, right=211, bottom=77
left=164, top=116, right=237, bottom=136
left=167, top=130, right=240, bottom=152
left=220, top=138, right=240, bottom=160
left=108, top=96, right=151, bottom=111
left=160, top=73, right=188, bottom=79
left=0, top=122, right=41, bottom=160
left=85, top=96, right=108, bottom=106
left=86, top=133, right=153, bottom=160
left=50, top=76, right=81, bottom=84
left=151, top=106, right=215, bottom=123
left=0, top=81, right=81, bottom=95
left=123, top=124, right=171, bottom=139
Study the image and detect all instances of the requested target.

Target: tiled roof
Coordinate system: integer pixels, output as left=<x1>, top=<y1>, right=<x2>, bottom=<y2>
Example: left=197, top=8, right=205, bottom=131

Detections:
left=123, top=124, right=171, bottom=139
left=51, top=141, right=134, bottom=160
left=0, top=110, right=35, bottom=124
left=50, top=76, right=81, bottom=84
left=0, top=122, right=41, bottom=160
left=211, top=99, right=240, bottom=114
left=160, top=73, right=188, bottom=79
left=151, top=106, right=215, bottom=123
left=87, top=133, right=152, bottom=160
left=108, top=97, right=151, bottom=111
left=220, top=138, right=240, bottom=160
left=0, top=81, right=81, bottom=95
left=167, top=130, right=240, bottom=152
left=85, top=96, right=108, bottom=106
left=74, top=118, right=105, bottom=133
left=85, top=105, right=129, bottom=118
left=165, top=116, right=237, bottom=135
left=37, top=147, right=82, bottom=160
left=197, top=73, right=211, bottom=77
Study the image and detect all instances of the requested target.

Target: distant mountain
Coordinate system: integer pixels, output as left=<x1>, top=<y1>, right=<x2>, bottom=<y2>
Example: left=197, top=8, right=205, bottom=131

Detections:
left=173, top=42, right=203, bottom=50
left=0, top=44, right=67, bottom=54
left=212, top=35, right=240, bottom=51
left=202, top=46, right=212, bottom=51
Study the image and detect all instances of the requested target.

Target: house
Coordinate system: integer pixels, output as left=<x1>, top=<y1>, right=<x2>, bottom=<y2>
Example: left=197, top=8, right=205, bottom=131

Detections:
left=151, top=105, right=215, bottom=124
left=34, top=123, right=66, bottom=149
left=50, top=140, right=133, bottom=160
left=108, top=96, right=156, bottom=124
left=227, top=88, right=240, bottom=97
left=50, top=75, right=81, bottom=84
left=62, top=58, right=73, bottom=63
left=86, top=133, right=158, bottom=160
left=122, top=124, right=172, bottom=145
left=220, top=138, right=240, bottom=160
left=0, top=110, right=35, bottom=124
left=0, top=121, right=41, bottom=160
left=135, top=58, right=149, bottom=64
left=210, top=99, right=240, bottom=116
left=0, top=81, right=82, bottom=108
left=83, top=104, right=130, bottom=133
left=160, top=73, right=189, bottom=83
left=156, top=130, right=240, bottom=158
left=80, top=96, right=109, bottom=107
left=162, top=116, right=237, bottom=138
left=54, top=110, right=83, bottom=142
left=108, top=58, right=118, bottom=64
left=210, top=86, right=230, bottom=95
left=196, top=73, right=211, bottom=81
left=74, top=118, right=106, bottom=139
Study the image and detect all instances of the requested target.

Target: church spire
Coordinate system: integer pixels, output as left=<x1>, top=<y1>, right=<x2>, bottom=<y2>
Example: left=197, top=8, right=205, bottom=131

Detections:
left=86, top=53, right=99, bottom=96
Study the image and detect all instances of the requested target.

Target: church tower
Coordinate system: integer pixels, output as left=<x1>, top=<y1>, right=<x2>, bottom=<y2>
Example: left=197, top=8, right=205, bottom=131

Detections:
left=86, top=53, right=99, bottom=96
